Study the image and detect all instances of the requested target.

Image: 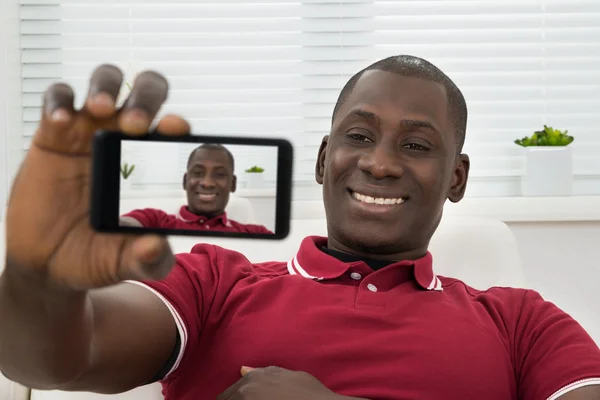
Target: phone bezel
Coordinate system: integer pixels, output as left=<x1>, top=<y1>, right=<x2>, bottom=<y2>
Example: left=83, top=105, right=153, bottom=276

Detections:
left=90, top=130, right=293, bottom=240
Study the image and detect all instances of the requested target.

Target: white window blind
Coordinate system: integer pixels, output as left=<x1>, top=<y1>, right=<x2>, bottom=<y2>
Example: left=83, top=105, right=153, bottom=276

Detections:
left=119, top=140, right=279, bottom=191
left=18, top=0, right=600, bottom=199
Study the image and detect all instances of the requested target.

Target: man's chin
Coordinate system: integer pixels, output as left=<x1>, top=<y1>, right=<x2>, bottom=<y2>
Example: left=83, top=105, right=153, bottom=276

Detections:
left=189, top=205, right=221, bottom=217
left=331, top=223, right=419, bottom=257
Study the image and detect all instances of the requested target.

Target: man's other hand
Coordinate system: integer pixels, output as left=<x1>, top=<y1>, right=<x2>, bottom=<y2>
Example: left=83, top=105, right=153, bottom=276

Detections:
left=217, top=366, right=368, bottom=400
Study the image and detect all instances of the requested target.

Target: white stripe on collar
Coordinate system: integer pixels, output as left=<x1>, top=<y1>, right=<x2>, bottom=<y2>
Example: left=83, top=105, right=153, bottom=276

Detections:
left=286, top=259, right=296, bottom=276
left=287, top=257, right=323, bottom=280
left=427, top=275, right=444, bottom=291
left=176, top=210, right=191, bottom=223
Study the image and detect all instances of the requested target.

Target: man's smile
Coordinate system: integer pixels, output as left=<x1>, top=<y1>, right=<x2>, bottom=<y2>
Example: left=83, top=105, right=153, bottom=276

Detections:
left=197, top=193, right=218, bottom=202
left=348, top=189, right=408, bottom=214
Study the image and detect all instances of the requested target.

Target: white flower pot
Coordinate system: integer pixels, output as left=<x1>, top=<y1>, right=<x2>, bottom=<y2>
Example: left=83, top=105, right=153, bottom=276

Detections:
left=521, top=146, right=573, bottom=197
left=245, top=173, right=264, bottom=188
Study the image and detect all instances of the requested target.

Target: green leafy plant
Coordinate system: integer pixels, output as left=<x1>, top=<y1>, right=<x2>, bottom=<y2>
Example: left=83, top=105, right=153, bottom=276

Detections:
left=514, top=125, right=574, bottom=147
left=245, top=165, right=264, bottom=173
left=121, top=163, right=135, bottom=179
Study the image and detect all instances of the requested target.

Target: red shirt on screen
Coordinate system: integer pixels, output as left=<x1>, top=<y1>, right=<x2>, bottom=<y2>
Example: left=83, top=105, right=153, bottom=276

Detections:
left=122, top=205, right=273, bottom=234
left=127, top=236, right=600, bottom=400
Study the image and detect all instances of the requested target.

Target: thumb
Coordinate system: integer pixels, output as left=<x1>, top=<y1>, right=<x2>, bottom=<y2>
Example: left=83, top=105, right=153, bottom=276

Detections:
left=120, top=234, right=175, bottom=281
left=240, top=366, right=255, bottom=376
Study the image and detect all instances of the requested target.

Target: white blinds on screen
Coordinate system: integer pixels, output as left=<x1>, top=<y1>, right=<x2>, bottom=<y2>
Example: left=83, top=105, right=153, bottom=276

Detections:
left=18, top=0, right=600, bottom=198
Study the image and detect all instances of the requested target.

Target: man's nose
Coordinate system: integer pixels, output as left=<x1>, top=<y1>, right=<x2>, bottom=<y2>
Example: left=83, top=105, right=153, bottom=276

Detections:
left=356, top=143, right=405, bottom=180
left=199, top=176, right=217, bottom=187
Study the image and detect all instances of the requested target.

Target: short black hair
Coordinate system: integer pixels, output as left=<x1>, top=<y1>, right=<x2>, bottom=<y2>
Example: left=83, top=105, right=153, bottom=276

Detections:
left=187, top=143, right=235, bottom=171
left=332, top=55, right=468, bottom=152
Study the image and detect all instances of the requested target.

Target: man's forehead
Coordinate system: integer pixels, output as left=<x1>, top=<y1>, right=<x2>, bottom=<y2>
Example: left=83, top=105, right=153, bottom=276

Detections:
left=190, top=148, right=230, bottom=166
left=339, top=70, right=449, bottom=119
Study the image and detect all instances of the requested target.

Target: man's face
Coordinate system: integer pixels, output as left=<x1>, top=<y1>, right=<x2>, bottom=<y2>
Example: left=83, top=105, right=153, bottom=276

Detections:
left=184, top=148, right=236, bottom=218
left=316, top=70, right=470, bottom=259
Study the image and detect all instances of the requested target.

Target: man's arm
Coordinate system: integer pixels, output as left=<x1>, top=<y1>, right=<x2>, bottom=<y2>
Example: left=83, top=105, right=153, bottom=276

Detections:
left=120, top=216, right=144, bottom=227
left=0, top=267, right=176, bottom=393
left=0, top=65, right=195, bottom=394
left=557, top=386, right=600, bottom=399
left=120, top=208, right=168, bottom=228
left=511, top=289, right=600, bottom=400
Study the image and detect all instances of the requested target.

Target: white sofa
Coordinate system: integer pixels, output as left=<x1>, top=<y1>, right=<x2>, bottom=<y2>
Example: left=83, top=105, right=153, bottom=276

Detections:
left=0, top=200, right=527, bottom=400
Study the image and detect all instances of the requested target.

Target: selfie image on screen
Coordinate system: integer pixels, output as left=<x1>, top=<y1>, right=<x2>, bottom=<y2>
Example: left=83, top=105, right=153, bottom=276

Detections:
left=117, top=141, right=277, bottom=234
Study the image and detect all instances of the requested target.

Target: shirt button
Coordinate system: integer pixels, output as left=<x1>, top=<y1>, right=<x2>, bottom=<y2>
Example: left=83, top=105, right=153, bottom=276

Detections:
left=367, top=283, right=378, bottom=292
left=350, top=272, right=362, bottom=280
left=205, top=225, right=209, bottom=229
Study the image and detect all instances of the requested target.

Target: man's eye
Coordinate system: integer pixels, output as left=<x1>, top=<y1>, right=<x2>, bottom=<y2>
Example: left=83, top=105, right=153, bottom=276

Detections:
left=403, top=143, right=429, bottom=151
left=347, top=133, right=372, bottom=143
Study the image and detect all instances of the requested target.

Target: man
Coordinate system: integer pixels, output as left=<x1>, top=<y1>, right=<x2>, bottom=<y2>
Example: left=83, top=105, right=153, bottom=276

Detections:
left=1, top=58, right=599, bottom=400
left=120, top=143, right=273, bottom=234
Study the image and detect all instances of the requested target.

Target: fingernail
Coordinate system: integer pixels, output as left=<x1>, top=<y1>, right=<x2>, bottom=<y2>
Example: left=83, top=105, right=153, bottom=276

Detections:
left=240, top=366, right=255, bottom=373
left=90, top=92, right=115, bottom=108
left=50, top=108, right=71, bottom=122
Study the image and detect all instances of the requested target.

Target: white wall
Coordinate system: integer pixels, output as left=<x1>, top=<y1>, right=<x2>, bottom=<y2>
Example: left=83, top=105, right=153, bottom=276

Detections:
left=508, top=222, right=600, bottom=344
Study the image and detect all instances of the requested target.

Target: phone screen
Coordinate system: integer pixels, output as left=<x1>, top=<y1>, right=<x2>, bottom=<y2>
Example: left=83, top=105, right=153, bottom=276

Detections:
left=91, top=131, right=293, bottom=240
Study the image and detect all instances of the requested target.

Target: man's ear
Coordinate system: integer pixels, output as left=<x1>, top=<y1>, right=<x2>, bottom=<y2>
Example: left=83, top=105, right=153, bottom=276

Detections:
left=448, top=153, right=470, bottom=203
left=231, top=175, right=237, bottom=193
left=315, top=135, right=329, bottom=185
left=182, top=173, right=188, bottom=190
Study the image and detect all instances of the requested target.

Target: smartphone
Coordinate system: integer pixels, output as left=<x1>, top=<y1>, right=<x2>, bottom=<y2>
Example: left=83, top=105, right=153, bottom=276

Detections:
left=90, top=130, right=293, bottom=240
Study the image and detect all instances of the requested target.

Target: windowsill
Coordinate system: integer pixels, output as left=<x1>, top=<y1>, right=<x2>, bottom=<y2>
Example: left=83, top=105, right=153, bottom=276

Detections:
left=290, top=196, right=600, bottom=223
left=442, top=196, right=600, bottom=222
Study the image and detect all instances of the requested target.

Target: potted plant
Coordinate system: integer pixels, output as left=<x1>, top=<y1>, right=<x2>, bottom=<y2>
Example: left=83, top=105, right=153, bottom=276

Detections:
left=514, top=125, right=574, bottom=196
left=120, top=162, right=135, bottom=192
left=245, top=165, right=264, bottom=188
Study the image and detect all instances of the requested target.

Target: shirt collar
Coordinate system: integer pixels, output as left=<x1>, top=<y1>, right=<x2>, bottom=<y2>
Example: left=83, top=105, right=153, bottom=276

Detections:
left=287, top=236, right=442, bottom=291
left=176, top=205, right=232, bottom=227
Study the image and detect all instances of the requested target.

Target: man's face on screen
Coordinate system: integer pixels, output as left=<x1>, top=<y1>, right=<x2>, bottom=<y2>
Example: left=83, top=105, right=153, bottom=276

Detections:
left=183, top=148, right=237, bottom=218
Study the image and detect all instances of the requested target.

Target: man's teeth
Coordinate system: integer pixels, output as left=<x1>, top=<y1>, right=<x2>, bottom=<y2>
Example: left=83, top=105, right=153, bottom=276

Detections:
left=352, top=192, right=405, bottom=205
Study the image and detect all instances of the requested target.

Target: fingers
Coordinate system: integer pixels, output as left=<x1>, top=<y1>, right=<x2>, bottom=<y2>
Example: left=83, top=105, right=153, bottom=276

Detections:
left=119, top=71, right=169, bottom=136
left=216, top=375, right=248, bottom=400
left=39, top=64, right=175, bottom=142
left=216, top=367, right=260, bottom=400
left=41, top=83, right=76, bottom=128
left=84, top=64, right=123, bottom=119
left=154, top=114, right=191, bottom=136
left=119, top=235, right=175, bottom=281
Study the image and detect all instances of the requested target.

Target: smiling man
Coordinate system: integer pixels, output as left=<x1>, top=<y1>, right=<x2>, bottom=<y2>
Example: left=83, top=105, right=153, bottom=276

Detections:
left=120, top=143, right=273, bottom=234
left=1, top=56, right=600, bottom=400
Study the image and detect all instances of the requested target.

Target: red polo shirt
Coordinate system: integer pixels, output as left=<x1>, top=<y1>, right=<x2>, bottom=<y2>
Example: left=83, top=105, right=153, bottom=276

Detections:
left=128, top=236, right=600, bottom=400
left=122, top=205, right=273, bottom=234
